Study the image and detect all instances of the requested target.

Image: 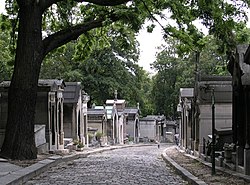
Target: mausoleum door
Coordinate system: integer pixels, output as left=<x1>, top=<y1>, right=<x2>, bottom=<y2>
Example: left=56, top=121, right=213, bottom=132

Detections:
left=49, top=102, right=58, bottom=151
left=113, top=115, right=117, bottom=142
left=77, top=112, right=81, bottom=141
left=135, top=120, right=139, bottom=141
left=83, top=114, right=88, bottom=146
left=120, top=124, right=123, bottom=144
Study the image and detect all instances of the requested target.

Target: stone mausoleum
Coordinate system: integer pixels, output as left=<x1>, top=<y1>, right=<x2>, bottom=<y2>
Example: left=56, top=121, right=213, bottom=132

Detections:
left=0, top=79, right=65, bottom=153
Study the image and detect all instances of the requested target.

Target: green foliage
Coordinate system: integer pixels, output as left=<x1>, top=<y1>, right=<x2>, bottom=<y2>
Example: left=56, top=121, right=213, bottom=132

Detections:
left=95, top=131, right=103, bottom=141
left=151, top=34, right=231, bottom=118
left=40, top=19, right=154, bottom=115
left=4, top=0, right=250, bottom=120
left=148, top=0, right=250, bottom=119
left=88, top=133, right=94, bottom=143
left=158, top=0, right=249, bottom=55
left=0, top=14, right=14, bottom=82
left=77, top=142, right=84, bottom=148
left=39, top=0, right=250, bottom=119
left=235, top=23, right=250, bottom=43
left=199, top=36, right=229, bottom=76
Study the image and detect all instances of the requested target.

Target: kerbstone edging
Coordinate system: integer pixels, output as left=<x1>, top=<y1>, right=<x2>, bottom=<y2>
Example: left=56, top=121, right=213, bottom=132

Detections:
left=0, top=144, right=154, bottom=185
left=161, top=149, right=207, bottom=185
left=180, top=149, right=250, bottom=183
left=0, top=159, right=57, bottom=185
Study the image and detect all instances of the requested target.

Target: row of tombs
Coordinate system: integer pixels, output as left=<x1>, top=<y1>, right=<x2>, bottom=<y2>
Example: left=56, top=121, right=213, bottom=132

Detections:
left=177, top=44, right=250, bottom=175
left=0, top=80, right=177, bottom=154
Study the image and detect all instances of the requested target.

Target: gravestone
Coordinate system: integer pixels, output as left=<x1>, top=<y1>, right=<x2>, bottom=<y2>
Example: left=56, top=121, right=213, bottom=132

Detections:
left=34, top=124, right=48, bottom=154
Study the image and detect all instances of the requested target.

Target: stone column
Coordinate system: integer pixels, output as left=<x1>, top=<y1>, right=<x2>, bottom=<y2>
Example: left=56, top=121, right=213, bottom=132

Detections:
left=58, top=101, right=64, bottom=149
left=48, top=91, right=56, bottom=151
left=180, top=104, right=184, bottom=148
left=72, top=105, right=76, bottom=139
left=236, top=146, right=244, bottom=172
left=244, top=149, right=250, bottom=175
left=244, top=87, right=250, bottom=174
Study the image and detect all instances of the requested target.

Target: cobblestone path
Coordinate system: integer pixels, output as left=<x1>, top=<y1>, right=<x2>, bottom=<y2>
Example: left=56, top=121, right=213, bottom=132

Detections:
left=26, top=144, right=188, bottom=185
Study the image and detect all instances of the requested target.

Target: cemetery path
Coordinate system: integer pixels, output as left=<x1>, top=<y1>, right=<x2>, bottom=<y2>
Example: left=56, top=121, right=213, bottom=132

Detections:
left=2, top=144, right=250, bottom=184
left=24, top=144, right=188, bottom=185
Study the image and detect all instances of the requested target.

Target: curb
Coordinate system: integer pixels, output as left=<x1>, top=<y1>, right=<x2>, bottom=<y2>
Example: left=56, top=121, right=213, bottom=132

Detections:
left=181, top=150, right=250, bottom=183
left=0, top=144, right=153, bottom=185
left=161, top=148, right=207, bottom=185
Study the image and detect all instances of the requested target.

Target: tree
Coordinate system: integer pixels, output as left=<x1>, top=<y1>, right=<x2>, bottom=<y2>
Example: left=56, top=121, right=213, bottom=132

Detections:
left=149, top=0, right=250, bottom=119
left=151, top=35, right=236, bottom=119
left=1, top=0, right=249, bottom=160
left=65, top=22, right=142, bottom=106
left=151, top=37, right=189, bottom=118
left=0, top=0, right=153, bottom=160
left=0, top=14, right=14, bottom=82
left=40, top=26, right=153, bottom=115
left=159, top=0, right=249, bottom=53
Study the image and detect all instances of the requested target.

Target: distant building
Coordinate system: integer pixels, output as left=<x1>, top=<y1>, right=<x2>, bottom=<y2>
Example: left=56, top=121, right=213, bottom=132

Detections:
left=139, top=115, right=165, bottom=142
left=106, top=98, right=126, bottom=144
left=124, top=105, right=140, bottom=143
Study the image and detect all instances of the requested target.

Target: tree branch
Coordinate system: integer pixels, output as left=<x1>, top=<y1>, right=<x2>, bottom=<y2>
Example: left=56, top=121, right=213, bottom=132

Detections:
left=140, top=0, right=169, bottom=35
left=80, top=0, right=130, bottom=6
left=42, top=0, right=130, bottom=11
left=41, top=0, right=60, bottom=11
left=42, top=18, right=104, bottom=56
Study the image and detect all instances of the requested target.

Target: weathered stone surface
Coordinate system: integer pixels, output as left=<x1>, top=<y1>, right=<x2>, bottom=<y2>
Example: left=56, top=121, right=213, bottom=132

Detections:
left=25, top=145, right=187, bottom=185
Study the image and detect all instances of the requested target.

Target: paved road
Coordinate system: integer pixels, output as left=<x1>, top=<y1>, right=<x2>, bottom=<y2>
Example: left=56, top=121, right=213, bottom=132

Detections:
left=26, top=144, right=188, bottom=185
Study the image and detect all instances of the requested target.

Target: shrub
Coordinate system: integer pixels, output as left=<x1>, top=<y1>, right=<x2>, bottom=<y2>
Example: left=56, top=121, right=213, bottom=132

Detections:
left=77, top=142, right=84, bottom=148
left=95, top=131, right=103, bottom=141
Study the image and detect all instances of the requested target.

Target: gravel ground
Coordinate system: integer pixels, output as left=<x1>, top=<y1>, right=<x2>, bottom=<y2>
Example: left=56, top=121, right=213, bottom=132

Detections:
left=25, top=145, right=188, bottom=185
left=165, top=146, right=249, bottom=185
left=8, top=144, right=250, bottom=184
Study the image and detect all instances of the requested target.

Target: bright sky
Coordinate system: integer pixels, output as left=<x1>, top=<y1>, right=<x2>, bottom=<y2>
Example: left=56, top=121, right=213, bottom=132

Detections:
left=0, top=1, right=249, bottom=74
left=136, top=23, right=164, bottom=74
left=135, top=17, right=207, bottom=74
left=0, top=1, right=4, bottom=14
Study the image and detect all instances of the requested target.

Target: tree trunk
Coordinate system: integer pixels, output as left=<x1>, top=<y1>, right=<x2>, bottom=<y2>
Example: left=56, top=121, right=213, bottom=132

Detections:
left=0, top=3, right=43, bottom=160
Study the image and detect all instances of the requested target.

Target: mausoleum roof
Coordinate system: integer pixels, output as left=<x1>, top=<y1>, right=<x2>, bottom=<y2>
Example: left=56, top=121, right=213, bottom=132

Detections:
left=0, top=79, right=66, bottom=88
left=140, top=115, right=165, bottom=121
left=198, top=76, right=232, bottom=103
left=106, top=99, right=126, bottom=105
left=124, top=108, right=139, bottom=114
left=87, top=108, right=105, bottom=115
left=63, top=82, right=81, bottom=103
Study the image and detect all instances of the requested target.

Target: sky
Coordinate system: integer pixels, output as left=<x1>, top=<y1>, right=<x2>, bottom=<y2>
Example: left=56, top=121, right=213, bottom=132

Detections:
left=0, top=1, right=161, bottom=74
left=0, top=1, right=249, bottom=74
left=136, top=23, right=164, bottom=74
left=135, top=19, right=209, bottom=74
left=0, top=1, right=4, bottom=14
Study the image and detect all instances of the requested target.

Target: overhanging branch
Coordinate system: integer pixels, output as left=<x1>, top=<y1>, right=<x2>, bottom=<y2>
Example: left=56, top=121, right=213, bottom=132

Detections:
left=42, top=0, right=130, bottom=11
left=81, top=0, right=130, bottom=6
left=140, top=0, right=169, bottom=35
left=42, top=18, right=103, bottom=56
left=41, top=0, right=60, bottom=11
